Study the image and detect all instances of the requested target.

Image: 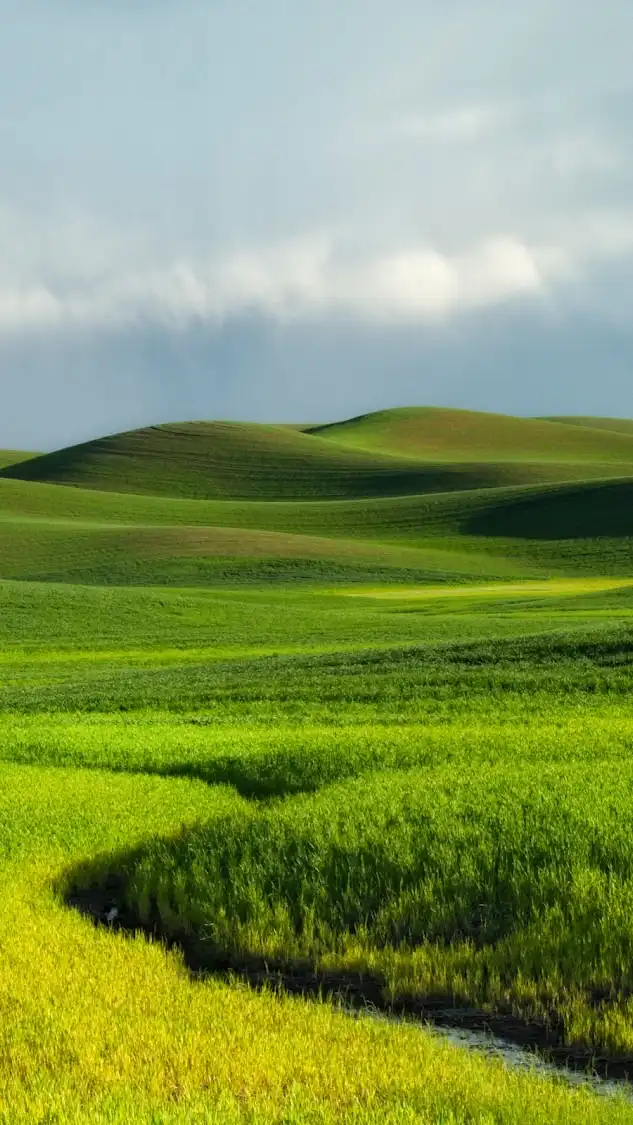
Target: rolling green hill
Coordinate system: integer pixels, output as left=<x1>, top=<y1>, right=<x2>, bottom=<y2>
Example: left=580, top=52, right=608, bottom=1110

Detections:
left=5, top=410, right=633, bottom=501
left=309, top=406, right=633, bottom=462
left=544, top=416, right=633, bottom=437
left=0, top=450, right=36, bottom=470
left=0, top=419, right=531, bottom=500
left=2, top=472, right=633, bottom=586
left=2, top=407, right=633, bottom=587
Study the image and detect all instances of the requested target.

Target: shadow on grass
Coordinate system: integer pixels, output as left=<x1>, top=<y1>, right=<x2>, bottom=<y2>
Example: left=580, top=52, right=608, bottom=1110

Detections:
left=465, top=480, right=633, bottom=540
left=62, top=861, right=633, bottom=1083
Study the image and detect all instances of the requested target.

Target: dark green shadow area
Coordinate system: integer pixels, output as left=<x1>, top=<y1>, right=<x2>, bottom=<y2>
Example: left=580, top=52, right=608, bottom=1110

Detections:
left=466, top=480, right=633, bottom=540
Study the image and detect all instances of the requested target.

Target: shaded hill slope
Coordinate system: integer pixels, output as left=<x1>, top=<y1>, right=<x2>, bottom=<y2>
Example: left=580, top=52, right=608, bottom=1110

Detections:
left=5, top=412, right=633, bottom=501
left=2, top=473, right=633, bottom=542
left=1, top=421, right=442, bottom=500
left=463, top=477, right=633, bottom=540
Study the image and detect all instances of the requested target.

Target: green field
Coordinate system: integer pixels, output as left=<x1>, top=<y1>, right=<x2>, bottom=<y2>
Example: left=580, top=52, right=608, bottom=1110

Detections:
left=4, top=407, right=633, bottom=1123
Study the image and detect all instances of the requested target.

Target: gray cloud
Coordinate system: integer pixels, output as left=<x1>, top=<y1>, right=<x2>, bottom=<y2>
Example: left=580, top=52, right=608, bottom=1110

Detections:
left=4, top=281, right=633, bottom=452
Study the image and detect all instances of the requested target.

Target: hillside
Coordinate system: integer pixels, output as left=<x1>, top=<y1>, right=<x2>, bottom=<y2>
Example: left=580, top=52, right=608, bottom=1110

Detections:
left=5, top=409, right=633, bottom=501
left=2, top=406, right=633, bottom=587
left=0, top=450, right=36, bottom=469
left=0, top=420, right=533, bottom=501
left=1, top=421, right=438, bottom=501
left=309, top=407, right=633, bottom=462
left=2, top=470, right=633, bottom=586
left=544, top=416, right=633, bottom=437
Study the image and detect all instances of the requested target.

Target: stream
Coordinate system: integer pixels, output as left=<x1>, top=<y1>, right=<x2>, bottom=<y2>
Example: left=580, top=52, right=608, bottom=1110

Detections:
left=431, top=1022, right=633, bottom=1101
left=68, top=886, right=633, bottom=1102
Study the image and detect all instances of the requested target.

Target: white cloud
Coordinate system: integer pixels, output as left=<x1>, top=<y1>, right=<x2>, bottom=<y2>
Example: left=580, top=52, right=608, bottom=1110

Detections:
left=2, top=196, right=633, bottom=339
left=323, top=237, right=544, bottom=318
left=0, top=224, right=549, bottom=335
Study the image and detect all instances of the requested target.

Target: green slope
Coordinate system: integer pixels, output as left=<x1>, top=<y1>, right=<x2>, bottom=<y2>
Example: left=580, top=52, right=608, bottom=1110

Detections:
left=310, top=406, right=633, bottom=463
left=0, top=517, right=518, bottom=586
left=5, top=413, right=633, bottom=501
left=0, top=450, right=36, bottom=470
left=543, top=416, right=633, bottom=437
left=2, top=472, right=633, bottom=585
left=2, top=406, right=633, bottom=588
left=4, top=470, right=631, bottom=544
left=0, top=420, right=528, bottom=500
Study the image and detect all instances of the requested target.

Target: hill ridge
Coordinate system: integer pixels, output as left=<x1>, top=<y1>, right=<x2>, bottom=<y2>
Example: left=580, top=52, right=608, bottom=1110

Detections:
left=6, top=406, right=633, bottom=502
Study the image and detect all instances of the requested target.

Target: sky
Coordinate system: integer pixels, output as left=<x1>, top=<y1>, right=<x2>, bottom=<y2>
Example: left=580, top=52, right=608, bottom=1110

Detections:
left=1, top=0, right=633, bottom=449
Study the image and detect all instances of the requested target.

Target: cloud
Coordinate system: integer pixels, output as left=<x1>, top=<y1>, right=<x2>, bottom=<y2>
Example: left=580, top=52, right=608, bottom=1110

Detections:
left=0, top=209, right=550, bottom=336
left=3, top=194, right=633, bottom=340
left=394, top=104, right=508, bottom=143
left=333, top=238, right=543, bottom=318
left=0, top=237, right=543, bottom=333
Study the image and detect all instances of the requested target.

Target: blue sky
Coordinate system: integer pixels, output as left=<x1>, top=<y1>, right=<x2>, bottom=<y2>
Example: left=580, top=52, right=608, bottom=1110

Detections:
left=1, top=1, right=633, bottom=448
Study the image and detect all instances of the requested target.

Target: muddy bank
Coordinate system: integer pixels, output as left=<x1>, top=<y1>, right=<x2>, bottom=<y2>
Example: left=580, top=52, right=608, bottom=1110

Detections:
left=67, top=881, right=633, bottom=1088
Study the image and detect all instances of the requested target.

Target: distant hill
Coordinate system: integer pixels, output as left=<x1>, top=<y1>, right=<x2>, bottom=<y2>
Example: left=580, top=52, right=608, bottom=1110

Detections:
left=309, top=407, right=633, bottom=462
left=4, top=408, right=633, bottom=501
left=0, top=420, right=547, bottom=501
left=0, top=450, right=37, bottom=470
left=543, top=416, right=633, bottom=437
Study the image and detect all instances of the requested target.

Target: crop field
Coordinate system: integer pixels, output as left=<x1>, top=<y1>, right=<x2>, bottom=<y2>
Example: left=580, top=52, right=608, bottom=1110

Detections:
left=4, top=408, right=633, bottom=1123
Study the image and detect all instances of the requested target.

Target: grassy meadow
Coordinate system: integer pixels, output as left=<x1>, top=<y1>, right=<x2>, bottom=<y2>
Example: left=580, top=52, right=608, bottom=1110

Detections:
left=4, top=407, right=633, bottom=1123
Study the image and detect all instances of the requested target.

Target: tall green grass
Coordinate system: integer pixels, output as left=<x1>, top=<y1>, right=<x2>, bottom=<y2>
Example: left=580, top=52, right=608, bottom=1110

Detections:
left=88, top=761, right=633, bottom=1062
left=36, top=585, right=633, bottom=1062
left=6, top=579, right=633, bottom=1120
